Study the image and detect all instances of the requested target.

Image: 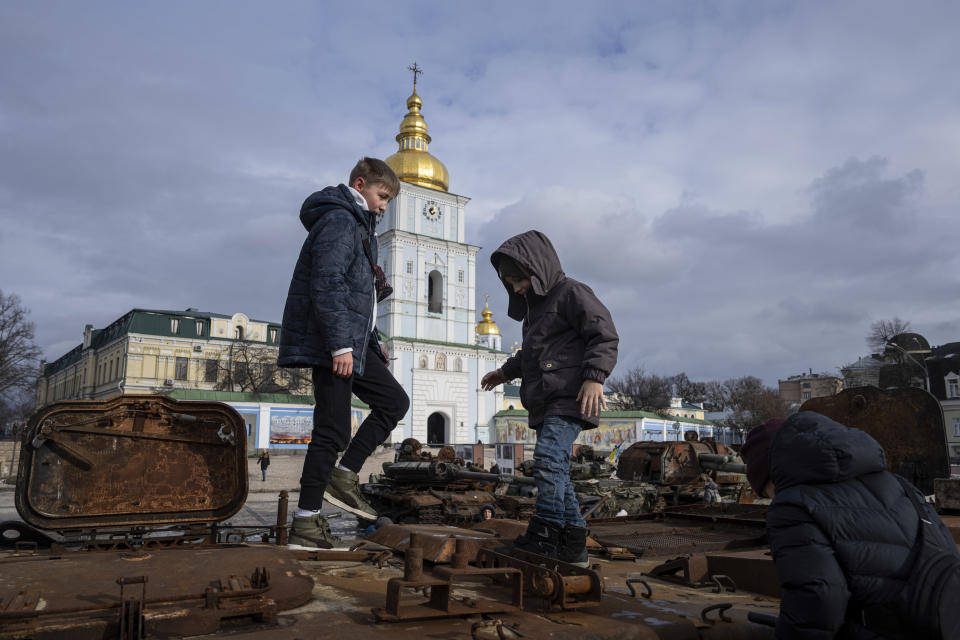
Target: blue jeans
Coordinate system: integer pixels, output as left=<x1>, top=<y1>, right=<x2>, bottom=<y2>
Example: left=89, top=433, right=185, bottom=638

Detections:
left=532, top=416, right=586, bottom=528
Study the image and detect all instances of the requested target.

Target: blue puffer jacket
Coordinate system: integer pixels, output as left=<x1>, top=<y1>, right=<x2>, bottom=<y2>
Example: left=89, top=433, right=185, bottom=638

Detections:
left=277, top=184, right=381, bottom=375
left=766, top=411, right=957, bottom=639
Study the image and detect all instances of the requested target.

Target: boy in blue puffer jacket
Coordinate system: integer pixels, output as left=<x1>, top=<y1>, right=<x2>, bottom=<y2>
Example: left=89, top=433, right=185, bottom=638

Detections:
left=278, top=158, right=409, bottom=548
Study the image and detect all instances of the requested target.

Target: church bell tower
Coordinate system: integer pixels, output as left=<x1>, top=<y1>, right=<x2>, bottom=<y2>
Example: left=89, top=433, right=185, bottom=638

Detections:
left=376, top=64, right=507, bottom=445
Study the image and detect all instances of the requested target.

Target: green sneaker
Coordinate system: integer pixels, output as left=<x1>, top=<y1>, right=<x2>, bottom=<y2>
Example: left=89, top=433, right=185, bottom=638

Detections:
left=325, top=467, right=378, bottom=521
left=288, top=513, right=349, bottom=549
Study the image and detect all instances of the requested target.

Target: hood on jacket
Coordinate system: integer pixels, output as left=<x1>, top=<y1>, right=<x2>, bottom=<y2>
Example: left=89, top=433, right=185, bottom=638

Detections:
left=770, top=411, right=887, bottom=491
left=299, top=184, right=370, bottom=232
left=490, top=230, right=566, bottom=321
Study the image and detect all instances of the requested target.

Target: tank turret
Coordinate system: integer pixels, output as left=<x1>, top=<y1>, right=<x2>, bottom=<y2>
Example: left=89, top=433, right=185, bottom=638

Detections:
left=360, top=456, right=536, bottom=524
left=616, top=438, right=747, bottom=505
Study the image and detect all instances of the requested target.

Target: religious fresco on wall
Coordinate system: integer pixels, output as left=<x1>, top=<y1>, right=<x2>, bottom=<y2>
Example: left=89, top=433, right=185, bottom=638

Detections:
left=270, top=407, right=366, bottom=448
left=576, top=420, right=640, bottom=449
left=493, top=414, right=714, bottom=450
left=493, top=419, right=538, bottom=444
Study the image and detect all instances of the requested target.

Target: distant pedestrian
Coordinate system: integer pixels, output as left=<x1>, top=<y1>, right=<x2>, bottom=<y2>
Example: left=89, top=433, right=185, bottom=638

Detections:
left=490, top=462, right=502, bottom=475
left=257, top=450, right=270, bottom=482
left=741, top=413, right=960, bottom=639
left=482, top=230, right=618, bottom=567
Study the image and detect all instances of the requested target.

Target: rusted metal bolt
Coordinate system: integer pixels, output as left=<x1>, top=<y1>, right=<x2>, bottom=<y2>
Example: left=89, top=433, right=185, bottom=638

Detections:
left=404, top=547, right=424, bottom=581
left=452, top=538, right=470, bottom=569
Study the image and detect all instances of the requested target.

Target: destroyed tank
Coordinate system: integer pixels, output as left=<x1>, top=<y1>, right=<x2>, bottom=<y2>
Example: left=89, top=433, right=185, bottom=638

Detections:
left=616, top=432, right=747, bottom=506
left=508, top=447, right=660, bottom=518
left=361, top=457, right=537, bottom=525
left=567, top=446, right=661, bottom=517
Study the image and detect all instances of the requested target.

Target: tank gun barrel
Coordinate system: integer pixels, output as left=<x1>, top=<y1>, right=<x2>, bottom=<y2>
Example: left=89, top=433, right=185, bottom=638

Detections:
left=382, top=460, right=536, bottom=485
left=443, top=464, right=537, bottom=485
left=697, top=453, right=747, bottom=474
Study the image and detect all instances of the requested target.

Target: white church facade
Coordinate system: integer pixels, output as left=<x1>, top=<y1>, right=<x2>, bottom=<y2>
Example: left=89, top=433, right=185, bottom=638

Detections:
left=379, top=73, right=508, bottom=445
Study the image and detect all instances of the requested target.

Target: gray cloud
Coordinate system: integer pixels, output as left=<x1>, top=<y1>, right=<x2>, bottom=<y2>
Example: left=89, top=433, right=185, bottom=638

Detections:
left=2, top=1, right=960, bottom=388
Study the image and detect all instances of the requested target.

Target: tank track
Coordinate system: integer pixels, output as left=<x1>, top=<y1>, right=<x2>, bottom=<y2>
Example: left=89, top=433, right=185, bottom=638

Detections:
left=415, top=505, right=445, bottom=524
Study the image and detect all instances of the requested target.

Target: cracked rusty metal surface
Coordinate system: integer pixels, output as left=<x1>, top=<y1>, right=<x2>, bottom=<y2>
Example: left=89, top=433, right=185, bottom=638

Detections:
left=276, top=549, right=779, bottom=639
left=16, top=396, right=248, bottom=529
left=365, top=523, right=511, bottom=564
left=587, top=516, right=766, bottom=559
left=0, top=544, right=312, bottom=638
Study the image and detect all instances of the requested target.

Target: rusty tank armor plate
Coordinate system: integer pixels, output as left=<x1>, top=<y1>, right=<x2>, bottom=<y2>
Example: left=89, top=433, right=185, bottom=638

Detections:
left=16, top=395, right=248, bottom=530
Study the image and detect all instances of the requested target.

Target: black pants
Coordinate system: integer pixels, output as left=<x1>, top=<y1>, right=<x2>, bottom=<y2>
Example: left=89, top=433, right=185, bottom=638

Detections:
left=298, top=345, right=409, bottom=510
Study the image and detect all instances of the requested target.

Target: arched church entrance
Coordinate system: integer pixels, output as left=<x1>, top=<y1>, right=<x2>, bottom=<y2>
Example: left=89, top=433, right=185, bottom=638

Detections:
left=427, top=412, right=446, bottom=445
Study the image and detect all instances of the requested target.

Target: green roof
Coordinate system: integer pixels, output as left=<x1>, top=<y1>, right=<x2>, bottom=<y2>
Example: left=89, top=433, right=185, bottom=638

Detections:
left=492, top=408, right=714, bottom=425
left=44, top=308, right=283, bottom=376
left=166, top=389, right=369, bottom=409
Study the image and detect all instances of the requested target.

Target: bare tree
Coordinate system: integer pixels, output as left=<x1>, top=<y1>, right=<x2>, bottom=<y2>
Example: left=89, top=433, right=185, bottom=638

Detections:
left=606, top=366, right=673, bottom=410
left=702, top=380, right=729, bottom=412
left=720, top=376, right=788, bottom=430
left=667, top=372, right=707, bottom=405
left=213, top=340, right=310, bottom=394
left=0, top=291, right=41, bottom=428
left=867, top=317, right=912, bottom=353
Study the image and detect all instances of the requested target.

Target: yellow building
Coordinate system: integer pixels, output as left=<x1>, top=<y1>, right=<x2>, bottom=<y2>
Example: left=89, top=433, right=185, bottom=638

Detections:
left=36, top=308, right=298, bottom=406
left=34, top=308, right=368, bottom=452
left=663, top=397, right=706, bottom=421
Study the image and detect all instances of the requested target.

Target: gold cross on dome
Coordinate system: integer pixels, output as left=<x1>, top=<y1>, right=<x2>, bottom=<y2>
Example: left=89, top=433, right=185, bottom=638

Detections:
left=408, top=62, right=423, bottom=89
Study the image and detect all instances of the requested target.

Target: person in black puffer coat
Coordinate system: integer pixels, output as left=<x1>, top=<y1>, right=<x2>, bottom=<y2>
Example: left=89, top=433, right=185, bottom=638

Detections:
left=741, top=412, right=960, bottom=639
left=277, top=158, right=409, bottom=547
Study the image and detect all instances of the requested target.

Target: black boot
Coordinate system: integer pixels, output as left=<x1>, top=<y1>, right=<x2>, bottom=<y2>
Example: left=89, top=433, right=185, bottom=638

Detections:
left=558, top=525, right=589, bottom=568
left=510, top=516, right=562, bottom=558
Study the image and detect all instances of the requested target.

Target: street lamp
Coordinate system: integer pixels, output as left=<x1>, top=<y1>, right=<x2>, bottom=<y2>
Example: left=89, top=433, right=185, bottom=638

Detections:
left=884, top=341, right=929, bottom=391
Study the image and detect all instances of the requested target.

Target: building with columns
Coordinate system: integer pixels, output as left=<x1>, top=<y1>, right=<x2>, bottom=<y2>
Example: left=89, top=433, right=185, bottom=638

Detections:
left=380, top=75, right=509, bottom=445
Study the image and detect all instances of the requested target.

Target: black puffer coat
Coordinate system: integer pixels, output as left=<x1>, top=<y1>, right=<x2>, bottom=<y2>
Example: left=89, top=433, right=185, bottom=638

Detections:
left=277, top=185, right=381, bottom=375
left=766, top=411, right=957, bottom=639
left=491, top=231, right=618, bottom=429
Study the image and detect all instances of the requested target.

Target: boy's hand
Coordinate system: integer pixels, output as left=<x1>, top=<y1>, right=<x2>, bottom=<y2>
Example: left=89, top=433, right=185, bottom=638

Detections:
left=332, top=353, right=353, bottom=378
left=380, top=344, right=389, bottom=361
left=577, top=380, right=607, bottom=417
left=481, top=368, right=507, bottom=391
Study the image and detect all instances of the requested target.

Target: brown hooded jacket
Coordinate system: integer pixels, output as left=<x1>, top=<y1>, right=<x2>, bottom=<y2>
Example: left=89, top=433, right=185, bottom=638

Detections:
left=492, top=230, right=618, bottom=429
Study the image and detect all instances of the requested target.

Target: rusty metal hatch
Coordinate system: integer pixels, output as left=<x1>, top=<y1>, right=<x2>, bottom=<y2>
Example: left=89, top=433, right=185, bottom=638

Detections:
left=800, top=386, right=949, bottom=495
left=15, top=395, right=249, bottom=529
left=2, top=397, right=317, bottom=639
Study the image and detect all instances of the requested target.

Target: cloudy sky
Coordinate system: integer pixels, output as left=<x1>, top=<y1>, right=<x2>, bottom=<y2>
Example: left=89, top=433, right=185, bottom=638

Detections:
left=2, top=1, right=959, bottom=387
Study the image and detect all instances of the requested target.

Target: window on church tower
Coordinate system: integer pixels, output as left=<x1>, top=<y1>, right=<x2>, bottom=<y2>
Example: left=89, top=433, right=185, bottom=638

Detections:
left=406, top=261, right=413, bottom=274
left=428, top=270, right=443, bottom=313
left=458, top=270, right=464, bottom=283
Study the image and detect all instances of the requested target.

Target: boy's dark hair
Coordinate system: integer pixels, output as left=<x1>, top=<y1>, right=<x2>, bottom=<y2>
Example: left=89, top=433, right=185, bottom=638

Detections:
left=349, top=157, right=400, bottom=197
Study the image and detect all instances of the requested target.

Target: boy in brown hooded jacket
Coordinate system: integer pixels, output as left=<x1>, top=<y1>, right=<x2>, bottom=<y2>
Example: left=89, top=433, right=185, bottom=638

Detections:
left=482, top=230, right=618, bottom=566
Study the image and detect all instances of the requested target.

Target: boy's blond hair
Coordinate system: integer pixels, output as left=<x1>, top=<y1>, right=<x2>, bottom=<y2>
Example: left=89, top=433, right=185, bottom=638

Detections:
left=349, top=157, right=400, bottom=198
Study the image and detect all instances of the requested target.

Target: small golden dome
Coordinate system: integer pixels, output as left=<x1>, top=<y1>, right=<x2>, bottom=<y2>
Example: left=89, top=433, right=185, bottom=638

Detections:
left=475, top=299, right=500, bottom=335
left=385, top=88, right=450, bottom=192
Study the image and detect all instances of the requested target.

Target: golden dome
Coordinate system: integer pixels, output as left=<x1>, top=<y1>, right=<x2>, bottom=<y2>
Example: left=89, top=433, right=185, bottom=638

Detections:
left=385, top=89, right=450, bottom=192
left=475, top=298, right=500, bottom=335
